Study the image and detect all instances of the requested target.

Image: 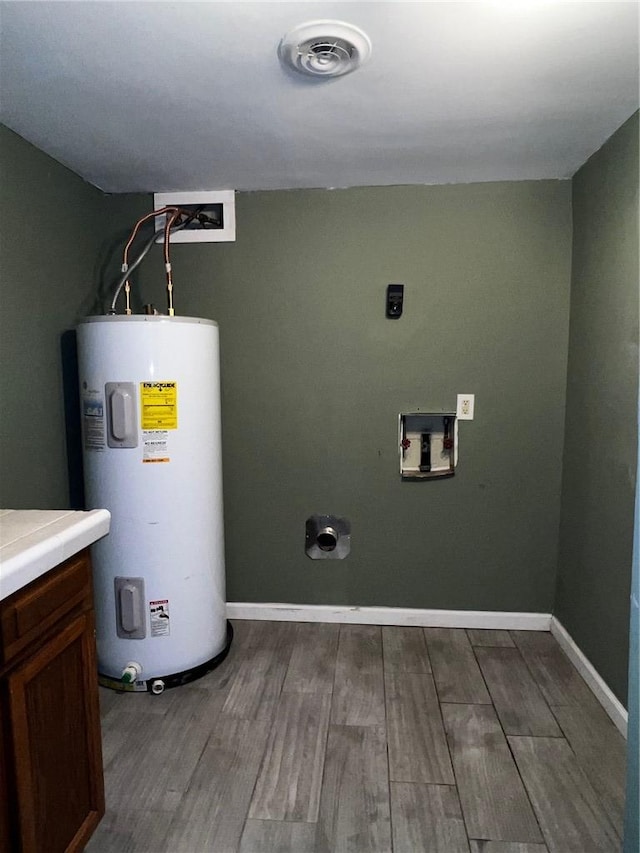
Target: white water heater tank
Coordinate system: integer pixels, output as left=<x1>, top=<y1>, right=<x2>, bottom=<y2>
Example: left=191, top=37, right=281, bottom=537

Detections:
left=77, top=315, right=229, bottom=692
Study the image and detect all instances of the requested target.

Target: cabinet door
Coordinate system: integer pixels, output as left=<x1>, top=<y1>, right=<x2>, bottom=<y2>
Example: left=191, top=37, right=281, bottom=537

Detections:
left=8, top=612, right=104, bottom=853
left=0, top=686, right=17, bottom=852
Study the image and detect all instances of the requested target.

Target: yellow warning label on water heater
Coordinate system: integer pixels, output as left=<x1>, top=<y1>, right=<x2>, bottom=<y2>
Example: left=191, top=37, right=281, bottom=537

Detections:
left=140, top=382, right=178, bottom=430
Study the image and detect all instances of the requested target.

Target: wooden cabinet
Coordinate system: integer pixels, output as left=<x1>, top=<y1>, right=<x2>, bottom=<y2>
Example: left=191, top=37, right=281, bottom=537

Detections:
left=0, top=549, right=104, bottom=852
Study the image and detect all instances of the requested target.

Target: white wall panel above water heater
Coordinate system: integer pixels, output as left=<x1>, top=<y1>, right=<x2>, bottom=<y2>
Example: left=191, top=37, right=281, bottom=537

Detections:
left=77, top=315, right=230, bottom=692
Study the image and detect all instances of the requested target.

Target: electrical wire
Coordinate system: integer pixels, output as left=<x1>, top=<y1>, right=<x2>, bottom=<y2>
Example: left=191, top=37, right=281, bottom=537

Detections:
left=163, top=208, right=181, bottom=316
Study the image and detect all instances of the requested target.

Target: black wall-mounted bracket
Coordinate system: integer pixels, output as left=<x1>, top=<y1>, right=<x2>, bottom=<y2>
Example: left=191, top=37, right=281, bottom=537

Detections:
left=386, top=284, right=404, bottom=318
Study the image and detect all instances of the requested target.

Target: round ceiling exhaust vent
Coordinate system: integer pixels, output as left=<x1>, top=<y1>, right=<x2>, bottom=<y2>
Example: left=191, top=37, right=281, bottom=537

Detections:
left=279, top=20, right=372, bottom=79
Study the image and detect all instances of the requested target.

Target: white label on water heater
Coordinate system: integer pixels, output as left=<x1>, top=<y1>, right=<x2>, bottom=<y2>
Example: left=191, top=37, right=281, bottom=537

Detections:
left=81, top=385, right=105, bottom=451
left=150, top=599, right=170, bottom=637
left=142, top=430, right=170, bottom=463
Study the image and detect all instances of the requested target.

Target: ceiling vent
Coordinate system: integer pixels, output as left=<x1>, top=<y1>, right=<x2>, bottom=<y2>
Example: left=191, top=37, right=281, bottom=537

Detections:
left=278, top=20, right=372, bottom=79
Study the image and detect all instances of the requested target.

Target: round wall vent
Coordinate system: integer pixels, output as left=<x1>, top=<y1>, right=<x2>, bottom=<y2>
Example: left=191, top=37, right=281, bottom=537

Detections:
left=279, top=20, right=372, bottom=79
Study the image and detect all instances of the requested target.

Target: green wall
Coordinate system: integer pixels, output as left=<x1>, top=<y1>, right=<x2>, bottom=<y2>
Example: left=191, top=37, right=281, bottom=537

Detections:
left=556, top=112, right=639, bottom=704
left=4, top=116, right=639, bottom=700
left=0, top=125, right=144, bottom=508
left=3, top=118, right=636, bottom=701
left=140, top=181, right=572, bottom=611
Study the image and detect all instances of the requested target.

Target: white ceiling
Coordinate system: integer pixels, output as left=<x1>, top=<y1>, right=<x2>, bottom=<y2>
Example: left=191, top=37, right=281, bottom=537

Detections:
left=0, top=1, right=638, bottom=193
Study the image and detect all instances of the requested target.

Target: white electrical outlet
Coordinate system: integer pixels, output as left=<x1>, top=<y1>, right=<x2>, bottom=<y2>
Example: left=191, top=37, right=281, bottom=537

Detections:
left=457, top=393, right=475, bottom=420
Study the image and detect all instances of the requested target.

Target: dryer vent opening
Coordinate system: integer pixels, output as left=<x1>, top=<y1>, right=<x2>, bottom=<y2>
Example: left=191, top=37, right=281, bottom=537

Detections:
left=306, top=515, right=350, bottom=560
left=317, top=529, right=338, bottom=551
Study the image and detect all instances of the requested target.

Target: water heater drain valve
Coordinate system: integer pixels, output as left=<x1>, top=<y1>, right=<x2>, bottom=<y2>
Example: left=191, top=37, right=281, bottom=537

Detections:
left=121, top=661, right=143, bottom=684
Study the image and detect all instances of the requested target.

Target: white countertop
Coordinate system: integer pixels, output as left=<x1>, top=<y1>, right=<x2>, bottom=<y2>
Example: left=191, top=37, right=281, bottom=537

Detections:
left=0, top=509, right=111, bottom=601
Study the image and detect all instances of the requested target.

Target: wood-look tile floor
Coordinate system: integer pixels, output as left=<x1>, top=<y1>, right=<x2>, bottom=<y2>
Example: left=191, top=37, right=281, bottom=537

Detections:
left=86, top=622, right=626, bottom=853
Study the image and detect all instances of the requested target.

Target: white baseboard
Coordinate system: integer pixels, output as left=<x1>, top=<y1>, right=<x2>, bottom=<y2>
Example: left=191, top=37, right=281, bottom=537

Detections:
left=226, top=602, right=551, bottom=631
left=550, top=616, right=628, bottom=738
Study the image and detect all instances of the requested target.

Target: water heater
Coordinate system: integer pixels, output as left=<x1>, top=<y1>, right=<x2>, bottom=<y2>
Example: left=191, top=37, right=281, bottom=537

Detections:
left=77, top=315, right=230, bottom=693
